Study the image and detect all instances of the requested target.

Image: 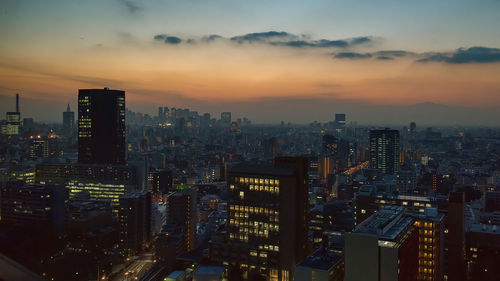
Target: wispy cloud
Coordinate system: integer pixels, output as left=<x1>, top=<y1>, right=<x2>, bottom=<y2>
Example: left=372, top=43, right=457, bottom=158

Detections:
left=334, top=52, right=372, bottom=59
left=117, top=0, right=142, bottom=14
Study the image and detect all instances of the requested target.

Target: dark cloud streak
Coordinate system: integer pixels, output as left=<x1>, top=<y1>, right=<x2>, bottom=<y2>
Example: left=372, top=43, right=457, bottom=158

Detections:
left=418, top=47, right=500, bottom=64
left=334, top=52, right=372, bottom=59
left=117, top=0, right=142, bottom=14
left=153, top=31, right=373, bottom=49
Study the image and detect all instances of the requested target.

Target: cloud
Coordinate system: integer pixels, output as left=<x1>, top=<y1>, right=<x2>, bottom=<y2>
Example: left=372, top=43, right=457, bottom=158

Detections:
left=152, top=31, right=373, bottom=49
left=374, top=50, right=413, bottom=57
left=350, top=36, right=372, bottom=45
left=230, top=31, right=295, bottom=43
left=334, top=49, right=415, bottom=60
left=273, top=39, right=349, bottom=48
left=334, top=52, right=372, bottom=59
left=117, top=0, right=141, bottom=14
left=418, top=47, right=500, bottom=64
left=376, top=56, right=394, bottom=60
left=154, top=34, right=182, bottom=44
left=202, top=34, right=224, bottom=43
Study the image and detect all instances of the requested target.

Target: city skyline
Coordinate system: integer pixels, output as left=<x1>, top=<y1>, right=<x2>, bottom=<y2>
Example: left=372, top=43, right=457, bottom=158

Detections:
left=1, top=0, right=500, bottom=125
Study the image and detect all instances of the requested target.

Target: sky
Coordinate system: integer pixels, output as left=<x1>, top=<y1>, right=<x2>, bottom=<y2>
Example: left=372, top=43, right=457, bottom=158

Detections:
left=1, top=0, right=500, bottom=125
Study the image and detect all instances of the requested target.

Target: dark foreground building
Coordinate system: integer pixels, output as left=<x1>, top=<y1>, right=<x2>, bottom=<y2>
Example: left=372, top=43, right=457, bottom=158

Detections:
left=210, top=157, right=309, bottom=280
left=78, top=88, right=125, bottom=164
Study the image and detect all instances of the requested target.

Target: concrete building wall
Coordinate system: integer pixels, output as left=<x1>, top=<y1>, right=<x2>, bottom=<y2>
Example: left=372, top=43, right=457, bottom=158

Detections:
left=345, top=233, right=379, bottom=281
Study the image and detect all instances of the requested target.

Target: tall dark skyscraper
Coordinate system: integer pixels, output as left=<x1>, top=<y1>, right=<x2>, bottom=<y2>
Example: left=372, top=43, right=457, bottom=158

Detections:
left=369, top=128, right=400, bottom=175
left=63, top=104, right=74, bottom=134
left=78, top=88, right=125, bottom=164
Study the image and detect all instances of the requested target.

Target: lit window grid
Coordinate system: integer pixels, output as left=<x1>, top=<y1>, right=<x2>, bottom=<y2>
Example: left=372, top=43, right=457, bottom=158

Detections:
left=414, top=220, right=440, bottom=280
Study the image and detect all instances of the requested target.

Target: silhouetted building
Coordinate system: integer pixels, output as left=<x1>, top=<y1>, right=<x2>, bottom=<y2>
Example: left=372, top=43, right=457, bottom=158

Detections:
left=78, top=88, right=125, bottom=164
left=63, top=104, right=75, bottom=134
left=369, top=129, right=400, bottom=175
left=309, top=200, right=354, bottom=248
left=151, top=169, right=173, bottom=195
left=0, top=181, right=68, bottom=234
left=465, top=224, right=500, bottom=281
left=445, top=192, right=466, bottom=281
left=166, top=188, right=197, bottom=253
left=118, top=191, right=152, bottom=252
left=35, top=163, right=141, bottom=211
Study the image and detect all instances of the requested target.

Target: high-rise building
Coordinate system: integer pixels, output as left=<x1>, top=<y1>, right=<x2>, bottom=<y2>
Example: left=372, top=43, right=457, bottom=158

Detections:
left=35, top=163, right=140, bottom=205
left=166, top=188, right=198, bottom=252
left=345, top=206, right=419, bottom=281
left=78, top=88, right=125, bottom=164
left=151, top=169, right=173, bottom=195
left=465, top=224, right=500, bottom=281
left=118, top=191, right=152, bottom=252
left=369, top=129, right=400, bottom=175
left=1, top=94, right=21, bottom=135
left=411, top=209, right=445, bottom=281
left=445, top=192, right=466, bottom=281
left=221, top=112, right=231, bottom=126
left=1, top=181, right=68, bottom=234
left=158, top=106, right=163, bottom=121
left=334, top=113, right=346, bottom=133
left=63, top=104, right=74, bottom=134
left=213, top=157, right=309, bottom=280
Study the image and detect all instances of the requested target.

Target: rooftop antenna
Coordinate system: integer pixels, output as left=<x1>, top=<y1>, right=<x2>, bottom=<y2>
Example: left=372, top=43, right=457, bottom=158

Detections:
left=16, top=93, right=19, bottom=113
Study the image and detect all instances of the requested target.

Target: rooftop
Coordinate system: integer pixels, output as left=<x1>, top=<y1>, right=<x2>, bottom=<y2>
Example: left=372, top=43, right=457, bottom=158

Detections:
left=354, top=206, right=413, bottom=241
left=296, top=248, right=342, bottom=271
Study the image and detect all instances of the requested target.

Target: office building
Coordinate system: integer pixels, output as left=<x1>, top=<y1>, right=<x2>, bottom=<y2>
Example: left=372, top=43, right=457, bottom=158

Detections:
left=354, top=185, right=438, bottom=225
left=35, top=163, right=140, bottom=205
left=1, top=94, right=20, bottom=135
left=63, top=104, right=75, bottom=134
left=214, top=157, right=308, bottom=280
left=0, top=181, right=68, bottom=234
left=5, top=112, right=20, bottom=135
left=166, top=187, right=198, bottom=252
left=151, top=169, right=173, bottom=195
left=118, top=191, right=152, bottom=252
left=309, top=200, right=355, bottom=248
left=410, top=208, right=445, bottom=281
left=29, top=138, right=49, bottom=159
left=465, top=224, right=500, bottom=281
left=78, top=88, right=125, bottom=164
left=369, top=129, right=400, bottom=175
left=445, top=192, right=466, bottom=281
left=345, top=206, right=418, bottom=281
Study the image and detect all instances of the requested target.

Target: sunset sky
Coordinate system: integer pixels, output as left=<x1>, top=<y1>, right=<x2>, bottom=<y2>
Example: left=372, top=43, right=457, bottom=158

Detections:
left=1, top=0, right=500, bottom=124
